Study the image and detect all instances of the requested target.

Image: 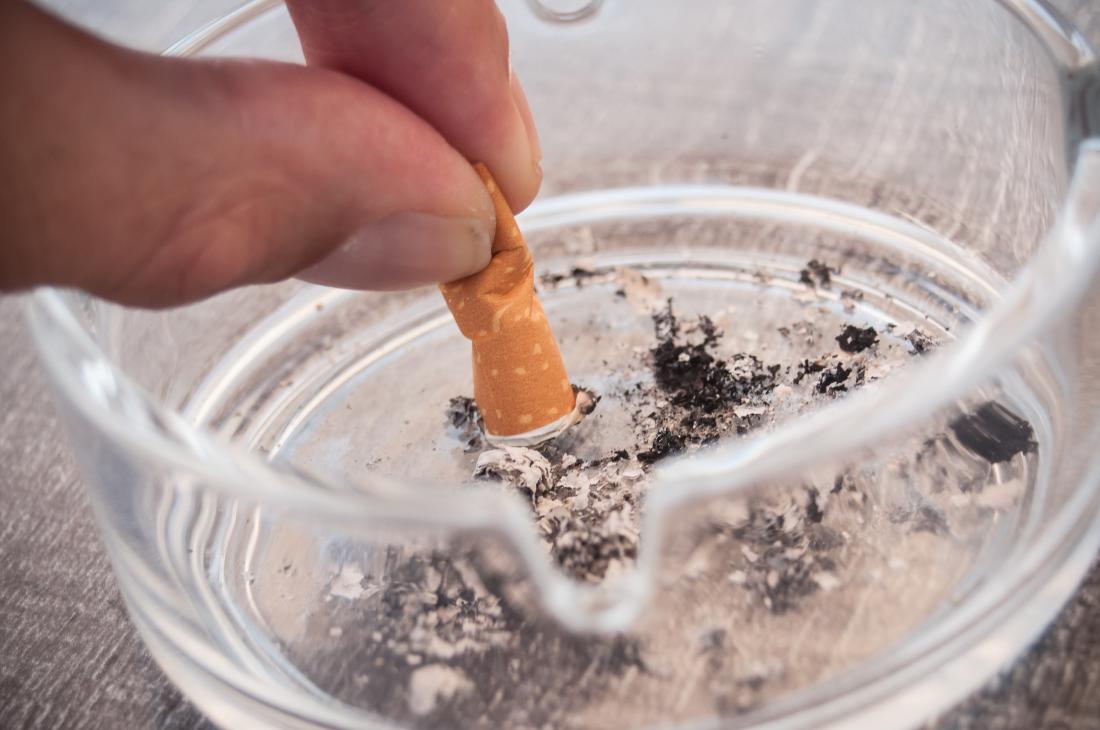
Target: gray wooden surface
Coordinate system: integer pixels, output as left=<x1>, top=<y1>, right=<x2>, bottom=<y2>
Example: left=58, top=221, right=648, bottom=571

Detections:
left=4, top=2, right=1100, bottom=728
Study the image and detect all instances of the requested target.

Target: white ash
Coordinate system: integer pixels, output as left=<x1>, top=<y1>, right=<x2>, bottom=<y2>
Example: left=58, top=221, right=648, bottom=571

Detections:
left=407, top=664, right=474, bottom=716
left=473, top=446, right=552, bottom=503
left=328, top=563, right=367, bottom=601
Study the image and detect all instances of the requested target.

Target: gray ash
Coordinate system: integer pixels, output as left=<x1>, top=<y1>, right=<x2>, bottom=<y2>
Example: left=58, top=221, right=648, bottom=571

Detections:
left=473, top=447, right=553, bottom=504
left=445, top=396, right=483, bottom=452
left=545, top=513, right=639, bottom=581
left=905, top=328, right=935, bottom=355
left=472, top=446, right=642, bottom=584
left=836, top=325, right=878, bottom=353
left=306, top=548, right=645, bottom=728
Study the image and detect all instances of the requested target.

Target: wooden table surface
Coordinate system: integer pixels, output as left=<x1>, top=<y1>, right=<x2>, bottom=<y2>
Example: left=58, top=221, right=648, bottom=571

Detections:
left=3, top=2, right=1100, bottom=728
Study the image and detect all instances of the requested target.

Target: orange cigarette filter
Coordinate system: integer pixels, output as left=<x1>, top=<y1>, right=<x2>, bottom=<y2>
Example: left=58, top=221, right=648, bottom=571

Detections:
left=439, top=164, right=577, bottom=440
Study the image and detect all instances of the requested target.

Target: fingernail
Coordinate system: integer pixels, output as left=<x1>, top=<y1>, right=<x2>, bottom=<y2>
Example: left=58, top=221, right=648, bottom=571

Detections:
left=484, top=67, right=542, bottom=212
left=300, top=213, right=493, bottom=290
left=510, top=69, right=541, bottom=166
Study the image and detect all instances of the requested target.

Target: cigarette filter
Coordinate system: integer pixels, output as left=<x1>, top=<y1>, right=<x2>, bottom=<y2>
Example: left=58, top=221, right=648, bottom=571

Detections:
left=439, top=164, right=577, bottom=441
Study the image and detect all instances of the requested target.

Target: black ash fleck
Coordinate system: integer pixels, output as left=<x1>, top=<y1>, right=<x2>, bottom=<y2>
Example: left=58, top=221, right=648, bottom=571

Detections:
left=950, top=402, right=1036, bottom=463
left=835, top=325, right=878, bottom=353
left=799, top=259, right=836, bottom=289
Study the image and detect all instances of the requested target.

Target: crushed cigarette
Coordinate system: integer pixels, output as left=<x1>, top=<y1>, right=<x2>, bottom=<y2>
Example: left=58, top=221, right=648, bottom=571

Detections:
left=440, top=164, right=578, bottom=442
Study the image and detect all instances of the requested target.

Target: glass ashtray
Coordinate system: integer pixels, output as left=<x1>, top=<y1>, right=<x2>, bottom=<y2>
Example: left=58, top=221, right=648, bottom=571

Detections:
left=27, top=1, right=1100, bottom=729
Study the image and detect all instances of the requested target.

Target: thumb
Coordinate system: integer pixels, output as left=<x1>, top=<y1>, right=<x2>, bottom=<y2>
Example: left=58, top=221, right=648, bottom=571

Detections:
left=286, top=0, right=543, bottom=212
left=0, top=2, right=495, bottom=307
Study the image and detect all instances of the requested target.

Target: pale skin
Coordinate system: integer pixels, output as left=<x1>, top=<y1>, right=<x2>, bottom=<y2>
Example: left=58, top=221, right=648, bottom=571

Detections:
left=0, top=0, right=541, bottom=307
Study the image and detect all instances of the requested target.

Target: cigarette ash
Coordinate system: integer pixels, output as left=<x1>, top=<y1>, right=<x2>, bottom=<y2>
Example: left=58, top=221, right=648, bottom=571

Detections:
left=445, top=396, right=484, bottom=452
left=949, top=402, right=1036, bottom=464
left=799, top=259, right=836, bottom=288
left=648, top=302, right=780, bottom=436
left=456, top=298, right=914, bottom=591
left=475, top=446, right=642, bottom=582
left=905, top=328, right=935, bottom=355
left=305, top=547, right=647, bottom=728
left=465, top=300, right=788, bottom=584
left=301, top=264, right=1041, bottom=729
left=449, top=291, right=1037, bottom=600
left=473, top=446, right=552, bottom=504
left=835, top=325, right=878, bottom=353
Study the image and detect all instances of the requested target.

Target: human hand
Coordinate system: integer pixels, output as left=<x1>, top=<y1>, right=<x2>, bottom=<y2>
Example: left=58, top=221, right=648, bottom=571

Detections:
left=0, top=0, right=541, bottom=307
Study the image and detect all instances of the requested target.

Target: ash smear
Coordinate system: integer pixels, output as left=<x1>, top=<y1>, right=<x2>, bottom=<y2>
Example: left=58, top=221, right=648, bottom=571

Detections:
left=539, top=266, right=600, bottom=288
left=300, top=296, right=1039, bottom=729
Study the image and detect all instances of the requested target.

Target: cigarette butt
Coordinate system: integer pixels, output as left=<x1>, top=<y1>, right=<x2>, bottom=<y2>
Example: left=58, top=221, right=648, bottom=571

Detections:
left=440, top=164, right=576, bottom=439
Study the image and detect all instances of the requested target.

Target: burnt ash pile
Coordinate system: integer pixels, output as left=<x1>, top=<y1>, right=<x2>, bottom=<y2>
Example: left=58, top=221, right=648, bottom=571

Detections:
left=642, top=302, right=780, bottom=461
left=450, top=295, right=1034, bottom=606
left=293, top=266, right=1044, bottom=728
left=651, top=303, right=778, bottom=411
left=464, top=301, right=895, bottom=589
